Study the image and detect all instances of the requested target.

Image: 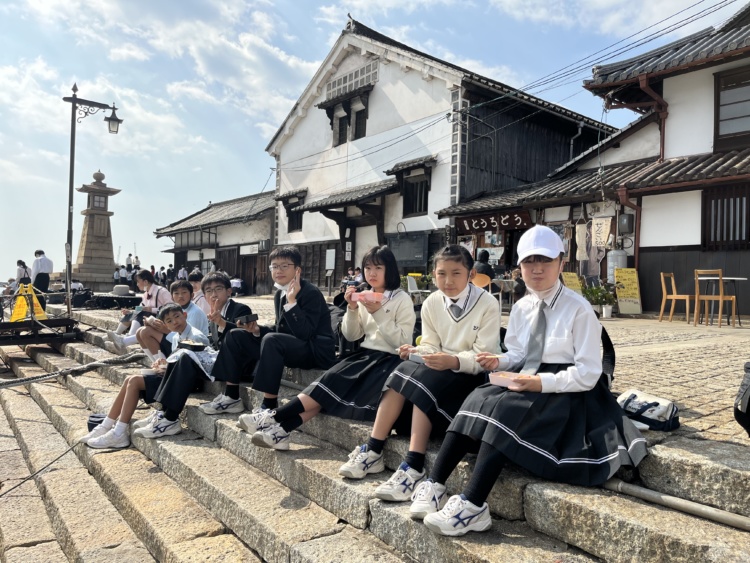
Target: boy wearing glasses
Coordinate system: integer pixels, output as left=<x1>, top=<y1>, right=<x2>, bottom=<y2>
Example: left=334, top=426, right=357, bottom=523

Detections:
left=136, top=272, right=251, bottom=438
left=199, top=246, right=336, bottom=423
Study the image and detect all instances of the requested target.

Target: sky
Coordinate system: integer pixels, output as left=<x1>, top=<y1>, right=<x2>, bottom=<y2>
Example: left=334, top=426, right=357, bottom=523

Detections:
left=0, top=0, right=743, bottom=279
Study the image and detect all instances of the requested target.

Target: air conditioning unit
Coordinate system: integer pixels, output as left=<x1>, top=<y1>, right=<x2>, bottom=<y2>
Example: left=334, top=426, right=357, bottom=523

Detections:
left=259, top=239, right=271, bottom=252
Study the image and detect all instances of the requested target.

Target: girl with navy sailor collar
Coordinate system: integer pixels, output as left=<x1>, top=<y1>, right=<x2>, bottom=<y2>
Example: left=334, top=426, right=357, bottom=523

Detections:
left=249, top=246, right=416, bottom=451
left=338, top=244, right=501, bottom=505
left=410, top=225, right=647, bottom=537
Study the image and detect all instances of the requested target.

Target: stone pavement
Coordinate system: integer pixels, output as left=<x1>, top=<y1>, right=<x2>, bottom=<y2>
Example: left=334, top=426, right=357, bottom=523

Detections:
left=234, top=295, right=750, bottom=446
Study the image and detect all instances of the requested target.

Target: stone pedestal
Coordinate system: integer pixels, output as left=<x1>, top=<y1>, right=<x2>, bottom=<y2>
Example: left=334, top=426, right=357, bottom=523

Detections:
left=71, top=171, right=121, bottom=292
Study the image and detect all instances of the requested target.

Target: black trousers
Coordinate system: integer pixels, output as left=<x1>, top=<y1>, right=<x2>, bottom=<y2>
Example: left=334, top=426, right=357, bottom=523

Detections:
left=211, top=329, right=261, bottom=384
left=34, top=273, right=50, bottom=310
left=153, top=355, right=205, bottom=414
left=251, top=333, right=322, bottom=394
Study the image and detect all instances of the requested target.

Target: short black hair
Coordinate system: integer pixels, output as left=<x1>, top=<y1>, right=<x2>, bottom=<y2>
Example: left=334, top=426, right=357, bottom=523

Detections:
left=187, top=271, right=204, bottom=283
left=431, top=245, right=474, bottom=271
left=269, top=245, right=302, bottom=267
left=158, top=303, right=185, bottom=321
left=361, top=246, right=401, bottom=291
left=477, top=250, right=490, bottom=262
left=134, top=269, right=156, bottom=284
left=170, top=280, right=193, bottom=295
left=201, top=272, right=231, bottom=291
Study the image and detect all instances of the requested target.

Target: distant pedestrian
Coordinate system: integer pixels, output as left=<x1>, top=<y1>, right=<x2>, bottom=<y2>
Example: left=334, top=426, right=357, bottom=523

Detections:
left=16, top=260, right=31, bottom=285
left=210, top=260, right=217, bottom=273
left=177, top=265, right=188, bottom=280
left=113, top=268, right=120, bottom=286
left=119, top=265, right=128, bottom=284
left=134, top=256, right=141, bottom=269
left=150, top=265, right=156, bottom=277
left=31, top=250, right=53, bottom=310
left=126, top=253, right=133, bottom=272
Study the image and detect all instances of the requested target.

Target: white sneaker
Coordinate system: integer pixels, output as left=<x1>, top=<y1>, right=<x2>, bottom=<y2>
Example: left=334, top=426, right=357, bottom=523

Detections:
left=132, top=410, right=162, bottom=430
left=87, top=428, right=130, bottom=449
left=338, top=445, right=385, bottom=479
left=107, top=330, right=128, bottom=354
left=199, top=393, right=245, bottom=415
left=410, top=479, right=447, bottom=519
left=423, top=494, right=492, bottom=536
left=80, top=424, right=111, bottom=444
left=375, top=462, right=425, bottom=501
left=237, top=408, right=275, bottom=433
left=134, top=415, right=182, bottom=439
left=251, top=423, right=291, bottom=450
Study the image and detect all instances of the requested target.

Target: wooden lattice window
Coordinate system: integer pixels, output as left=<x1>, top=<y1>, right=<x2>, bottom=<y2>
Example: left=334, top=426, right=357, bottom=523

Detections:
left=403, top=176, right=430, bottom=217
left=701, top=185, right=750, bottom=250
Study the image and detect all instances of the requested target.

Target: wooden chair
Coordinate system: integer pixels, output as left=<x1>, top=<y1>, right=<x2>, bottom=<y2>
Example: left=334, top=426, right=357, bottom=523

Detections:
left=472, top=273, right=492, bottom=292
left=659, top=273, right=693, bottom=323
left=694, top=269, right=737, bottom=328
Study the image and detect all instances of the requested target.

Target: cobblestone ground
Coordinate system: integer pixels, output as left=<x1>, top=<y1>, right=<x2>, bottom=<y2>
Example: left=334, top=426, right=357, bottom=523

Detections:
left=238, top=296, right=750, bottom=446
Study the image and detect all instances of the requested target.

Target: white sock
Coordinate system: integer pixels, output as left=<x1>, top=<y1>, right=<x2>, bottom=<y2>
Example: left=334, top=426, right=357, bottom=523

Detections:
left=143, top=349, right=156, bottom=362
left=128, top=321, right=143, bottom=336
left=113, top=421, right=129, bottom=435
left=154, top=351, right=166, bottom=361
left=115, top=323, right=128, bottom=334
left=102, top=417, right=116, bottom=429
left=122, top=334, right=138, bottom=346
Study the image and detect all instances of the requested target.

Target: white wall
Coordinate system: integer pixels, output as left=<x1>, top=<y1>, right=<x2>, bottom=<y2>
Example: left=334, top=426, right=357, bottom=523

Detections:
left=355, top=225, right=378, bottom=265
left=579, top=122, right=660, bottom=169
left=663, top=58, right=750, bottom=159
left=217, top=218, right=271, bottom=247
left=640, top=191, right=702, bottom=246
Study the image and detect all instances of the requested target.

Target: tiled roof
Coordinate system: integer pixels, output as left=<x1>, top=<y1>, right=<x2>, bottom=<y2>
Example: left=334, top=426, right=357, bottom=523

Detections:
left=154, top=191, right=276, bottom=236
left=275, top=188, right=308, bottom=202
left=349, top=20, right=616, bottom=135
left=587, top=3, right=750, bottom=88
left=293, top=179, right=398, bottom=212
left=438, top=147, right=750, bottom=216
left=384, top=155, right=438, bottom=176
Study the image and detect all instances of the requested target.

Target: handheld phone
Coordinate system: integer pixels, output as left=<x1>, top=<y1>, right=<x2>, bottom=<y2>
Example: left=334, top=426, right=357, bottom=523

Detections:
left=346, top=280, right=359, bottom=286
left=235, top=313, right=258, bottom=325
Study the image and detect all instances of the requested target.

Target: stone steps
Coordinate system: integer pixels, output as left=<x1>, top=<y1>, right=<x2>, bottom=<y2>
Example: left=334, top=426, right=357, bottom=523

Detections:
left=31, top=307, right=750, bottom=561
left=1, top=344, right=412, bottom=563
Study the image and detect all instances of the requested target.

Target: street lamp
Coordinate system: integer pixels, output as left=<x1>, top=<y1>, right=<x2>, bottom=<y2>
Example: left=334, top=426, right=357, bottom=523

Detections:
left=62, top=83, right=123, bottom=316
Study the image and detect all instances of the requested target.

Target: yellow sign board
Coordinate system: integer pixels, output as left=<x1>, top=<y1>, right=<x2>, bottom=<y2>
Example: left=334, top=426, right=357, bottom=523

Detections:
left=9, top=284, right=47, bottom=321
left=615, top=268, right=642, bottom=314
left=561, top=272, right=583, bottom=294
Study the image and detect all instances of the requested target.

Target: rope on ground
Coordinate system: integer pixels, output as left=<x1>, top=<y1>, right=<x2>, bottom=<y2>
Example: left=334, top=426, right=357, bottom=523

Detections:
left=0, top=350, right=146, bottom=390
left=0, top=444, right=78, bottom=499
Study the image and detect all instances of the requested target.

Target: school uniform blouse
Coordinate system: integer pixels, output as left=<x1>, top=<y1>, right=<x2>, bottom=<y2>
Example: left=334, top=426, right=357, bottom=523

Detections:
left=140, top=284, right=173, bottom=313
left=414, top=284, right=501, bottom=375
left=341, top=289, right=416, bottom=354
left=497, top=281, right=602, bottom=393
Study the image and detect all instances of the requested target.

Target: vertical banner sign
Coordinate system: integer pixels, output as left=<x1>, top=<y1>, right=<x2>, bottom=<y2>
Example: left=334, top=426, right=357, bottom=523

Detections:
left=592, top=217, right=612, bottom=248
left=614, top=268, right=642, bottom=314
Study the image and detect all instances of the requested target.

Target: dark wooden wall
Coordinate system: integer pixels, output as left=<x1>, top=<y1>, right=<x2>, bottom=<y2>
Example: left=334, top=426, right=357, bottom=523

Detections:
left=297, top=241, right=344, bottom=290
left=638, top=247, right=750, bottom=315
left=462, top=102, right=603, bottom=201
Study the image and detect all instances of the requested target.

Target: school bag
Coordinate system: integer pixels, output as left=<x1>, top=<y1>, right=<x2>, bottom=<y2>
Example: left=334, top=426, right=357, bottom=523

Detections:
left=734, top=362, right=750, bottom=436
left=329, top=303, right=363, bottom=359
left=617, top=389, right=680, bottom=431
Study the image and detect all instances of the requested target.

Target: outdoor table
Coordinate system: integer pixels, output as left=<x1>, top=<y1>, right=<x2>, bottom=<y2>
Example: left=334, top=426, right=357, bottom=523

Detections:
left=697, top=276, right=746, bottom=327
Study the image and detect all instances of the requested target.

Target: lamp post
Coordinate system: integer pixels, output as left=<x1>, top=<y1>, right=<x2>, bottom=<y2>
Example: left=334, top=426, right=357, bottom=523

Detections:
left=62, top=83, right=123, bottom=316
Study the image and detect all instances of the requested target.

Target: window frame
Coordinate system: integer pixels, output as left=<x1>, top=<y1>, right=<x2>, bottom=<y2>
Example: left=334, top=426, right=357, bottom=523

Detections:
left=701, top=184, right=750, bottom=251
left=402, top=173, right=431, bottom=218
left=714, top=65, right=750, bottom=152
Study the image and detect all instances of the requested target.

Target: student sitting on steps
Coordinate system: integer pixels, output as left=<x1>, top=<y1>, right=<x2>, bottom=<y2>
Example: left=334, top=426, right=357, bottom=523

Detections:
left=80, top=303, right=210, bottom=449
left=198, top=246, right=336, bottom=425
left=410, top=225, right=648, bottom=537
left=250, top=246, right=416, bottom=450
left=337, top=245, right=501, bottom=504
left=134, top=272, right=251, bottom=438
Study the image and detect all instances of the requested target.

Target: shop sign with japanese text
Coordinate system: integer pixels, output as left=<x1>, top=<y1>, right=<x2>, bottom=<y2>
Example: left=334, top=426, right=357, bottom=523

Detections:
left=456, top=211, right=532, bottom=234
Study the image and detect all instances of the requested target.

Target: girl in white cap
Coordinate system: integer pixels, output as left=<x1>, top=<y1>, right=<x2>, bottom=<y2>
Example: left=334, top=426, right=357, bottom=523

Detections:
left=411, top=225, right=647, bottom=537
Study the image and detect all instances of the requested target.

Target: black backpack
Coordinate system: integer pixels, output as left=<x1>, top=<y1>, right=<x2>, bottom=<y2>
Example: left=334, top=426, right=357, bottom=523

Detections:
left=329, top=303, right=363, bottom=359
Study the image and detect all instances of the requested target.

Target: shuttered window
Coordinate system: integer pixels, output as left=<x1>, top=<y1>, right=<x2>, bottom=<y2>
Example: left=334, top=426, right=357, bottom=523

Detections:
left=715, top=66, right=750, bottom=151
left=702, top=185, right=750, bottom=250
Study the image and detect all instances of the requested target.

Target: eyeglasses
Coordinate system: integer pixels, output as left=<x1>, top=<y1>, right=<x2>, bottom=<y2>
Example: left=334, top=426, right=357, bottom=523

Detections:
left=204, top=287, right=228, bottom=295
left=269, top=263, right=295, bottom=272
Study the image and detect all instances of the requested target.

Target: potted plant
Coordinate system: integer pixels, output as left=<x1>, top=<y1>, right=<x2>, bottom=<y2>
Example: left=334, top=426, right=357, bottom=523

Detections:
left=582, top=283, right=617, bottom=316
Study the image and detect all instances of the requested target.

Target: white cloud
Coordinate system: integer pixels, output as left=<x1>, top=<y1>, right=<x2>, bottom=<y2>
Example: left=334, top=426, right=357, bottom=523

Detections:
left=109, top=43, right=151, bottom=62
left=317, top=0, right=463, bottom=20
left=489, top=0, right=741, bottom=38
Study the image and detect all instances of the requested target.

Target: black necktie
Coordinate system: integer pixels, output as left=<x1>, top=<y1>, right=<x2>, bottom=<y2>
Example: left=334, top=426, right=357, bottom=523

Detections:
left=521, top=300, right=547, bottom=374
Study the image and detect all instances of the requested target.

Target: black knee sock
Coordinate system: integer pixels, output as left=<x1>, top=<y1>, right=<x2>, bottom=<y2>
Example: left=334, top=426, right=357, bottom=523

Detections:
left=366, top=436, right=385, bottom=454
left=404, top=451, right=426, bottom=473
left=225, top=385, right=240, bottom=400
left=463, top=441, right=507, bottom=507
left=430, top=431, right=474, bottom=485
left=280, top=415, right=303, bottom=433
left=261, top=397, right=278, bottom=410
left=273, top=397, right=305, bottom=422
left=164, top=409, right=180, bottom=421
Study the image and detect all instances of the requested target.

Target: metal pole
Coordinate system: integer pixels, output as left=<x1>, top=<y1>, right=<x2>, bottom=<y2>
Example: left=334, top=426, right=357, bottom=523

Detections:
left=66, top=93, right=77, bottom=318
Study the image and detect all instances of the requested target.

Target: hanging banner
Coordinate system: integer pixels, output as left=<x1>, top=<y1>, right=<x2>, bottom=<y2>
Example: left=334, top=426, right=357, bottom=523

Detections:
left=456, top=211, right=532, bottom=235
left=592, top=217, right=612, bottom=248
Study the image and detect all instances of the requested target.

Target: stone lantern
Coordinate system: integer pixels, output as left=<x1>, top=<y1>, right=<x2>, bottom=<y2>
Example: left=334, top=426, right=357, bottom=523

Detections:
left=71, top=170, right=121, bottom=291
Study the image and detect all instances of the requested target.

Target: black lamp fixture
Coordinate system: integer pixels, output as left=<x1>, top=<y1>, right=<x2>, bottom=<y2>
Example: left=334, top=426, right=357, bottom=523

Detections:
left=61, top=83, right=123, bottom=315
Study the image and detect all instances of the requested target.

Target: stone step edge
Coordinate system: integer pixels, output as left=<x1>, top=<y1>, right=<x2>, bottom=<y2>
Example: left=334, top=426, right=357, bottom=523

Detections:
left=1, top=345, right=260, bottom=563
left=13, top=344, right=411, bottom=563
